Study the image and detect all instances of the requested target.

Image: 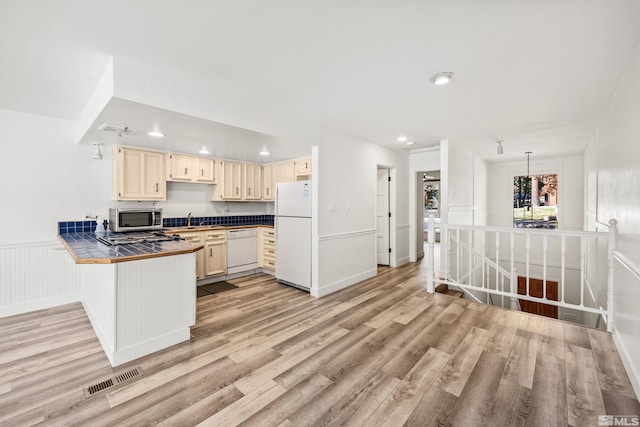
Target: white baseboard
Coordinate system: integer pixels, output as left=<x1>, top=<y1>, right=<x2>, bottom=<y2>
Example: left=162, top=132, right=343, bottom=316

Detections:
left=612, top=330, right=640, bottom=400
left=110, top=328, right=191, bottom=367
left=311, top=268, right=377, bottom=298
left=0, top=294, right=81, bottom=318
left=396, top=256, right=410, bottom=266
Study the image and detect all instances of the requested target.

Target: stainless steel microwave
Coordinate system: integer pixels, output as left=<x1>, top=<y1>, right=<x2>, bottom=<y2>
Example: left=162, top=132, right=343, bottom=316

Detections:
left=109, top=208, right=163, bottom=232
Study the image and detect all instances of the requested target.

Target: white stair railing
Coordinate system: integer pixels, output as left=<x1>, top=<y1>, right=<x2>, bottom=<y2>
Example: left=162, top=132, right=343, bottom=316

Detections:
left=425, top=218, right=616, bottom=331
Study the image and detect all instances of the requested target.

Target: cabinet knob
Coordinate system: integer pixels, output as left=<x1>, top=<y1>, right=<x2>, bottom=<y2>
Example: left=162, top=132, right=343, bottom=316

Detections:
left=185, top=168, right=188, bottom=174
left=155, top=183, right=159, bottom=192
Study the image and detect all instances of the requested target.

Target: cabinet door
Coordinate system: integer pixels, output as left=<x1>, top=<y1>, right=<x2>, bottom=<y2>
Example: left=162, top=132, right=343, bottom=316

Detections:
left=272, top=161, right=295, bottom=189
left=114, top=147, right=166, bottom=200
left=295, top=158, right=312, bottom=175
left=120, top=148, right=143, bottom=199
left=167, top=154, right=192, bottom=181
left=205, top=241, right=226, bottom=276
left=143, top=151, right=166, bottom=199
left=194, top=157, right=216, bottom=183
left=262, top=164, right=273, bottom=200
left=244, top=163, right=262, bottom=200
left=222, top=161, right=242, bottom=199
left=177, top=232, right=205, bottom=279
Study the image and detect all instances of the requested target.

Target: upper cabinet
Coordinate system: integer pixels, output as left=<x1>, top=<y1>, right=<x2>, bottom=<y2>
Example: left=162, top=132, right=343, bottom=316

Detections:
left=243, top=163, right=262, bottom=200
left=194, top=157, right=216, bottom=183
left=166, top=154, right=217, bottom=184
left=113, top=146, right=166, bottom=200
left=295, top=157, right=312, bottom=180
left=262, top=164, right=273, bottom=201
left=211, top=160, right=243, bottom=201
left=166, top=153, right=192, bottom=182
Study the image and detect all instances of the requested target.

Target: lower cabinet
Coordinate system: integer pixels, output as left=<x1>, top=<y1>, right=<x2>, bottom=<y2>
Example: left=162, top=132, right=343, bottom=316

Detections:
left=204, top=231, right=227, bottom=277
left=259, top=227, right=276, bottom=271
left=175, top=232, right=205, bottom=279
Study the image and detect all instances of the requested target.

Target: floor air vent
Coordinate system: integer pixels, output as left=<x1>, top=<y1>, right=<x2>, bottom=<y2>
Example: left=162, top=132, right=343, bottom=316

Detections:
left=84, top=367, right=144, bottom=398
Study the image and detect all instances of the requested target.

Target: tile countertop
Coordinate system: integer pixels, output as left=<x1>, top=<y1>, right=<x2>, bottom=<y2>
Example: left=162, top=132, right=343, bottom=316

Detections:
left=57, top=224, right=274, bottom=264
left=58, top=232, right=204, bottom=264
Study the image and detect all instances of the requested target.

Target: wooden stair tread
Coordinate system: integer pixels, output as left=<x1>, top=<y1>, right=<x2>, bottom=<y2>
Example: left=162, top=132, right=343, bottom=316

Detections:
left=445, top=290, right=464, bottom=298
left=434, top=284, right=449, bottom=293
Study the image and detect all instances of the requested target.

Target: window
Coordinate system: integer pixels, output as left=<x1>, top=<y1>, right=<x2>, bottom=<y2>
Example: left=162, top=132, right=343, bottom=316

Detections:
left=513, top=174, right=558, bottom=229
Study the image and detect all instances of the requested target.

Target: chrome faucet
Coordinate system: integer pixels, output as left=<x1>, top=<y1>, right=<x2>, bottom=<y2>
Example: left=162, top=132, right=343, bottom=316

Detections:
left=187, top=212, right=192, bottom=227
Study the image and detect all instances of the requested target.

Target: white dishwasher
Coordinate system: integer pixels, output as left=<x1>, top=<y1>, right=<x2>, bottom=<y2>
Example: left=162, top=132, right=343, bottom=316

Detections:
left=226, top=228, right=258, bottom=275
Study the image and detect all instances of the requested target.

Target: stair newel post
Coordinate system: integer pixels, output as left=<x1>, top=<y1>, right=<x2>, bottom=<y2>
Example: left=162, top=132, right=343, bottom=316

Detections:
left=607, top=219, right=617, bottom=332
left=427, top=215, right=436, bottom=293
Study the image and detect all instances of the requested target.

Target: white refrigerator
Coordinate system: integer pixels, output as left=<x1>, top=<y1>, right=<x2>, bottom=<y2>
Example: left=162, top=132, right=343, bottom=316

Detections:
left=275, top=181, right=312, bottom=291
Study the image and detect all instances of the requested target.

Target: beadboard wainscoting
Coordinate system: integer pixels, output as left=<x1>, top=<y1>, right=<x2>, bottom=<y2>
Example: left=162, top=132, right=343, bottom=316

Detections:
left=395, top=224, right=411, bottom=266
left=611, top=251, right=640, bottom=398
left=0, top=241, right=81, bottom=317
left=314, top=229, right=377, bottom=297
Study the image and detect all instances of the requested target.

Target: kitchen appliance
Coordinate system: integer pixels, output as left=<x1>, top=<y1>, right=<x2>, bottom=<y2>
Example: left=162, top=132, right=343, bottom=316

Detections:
left=226, top=228, right=258, bottom=275
left=96, top=231, right=181, bottom=246
left=275, top=181, right=311, bottom=291
left=109, top=208, right=163, bottom=232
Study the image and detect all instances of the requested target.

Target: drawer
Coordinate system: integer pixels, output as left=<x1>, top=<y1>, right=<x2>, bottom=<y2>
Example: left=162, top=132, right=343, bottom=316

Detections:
left=177, top=233, right=202, bottom=242
left=205, top=231, right=226, bottom=241
left=263, top=229, right=275, bottom=237
left=263, top=246, right=276, bottom=258
left=263, top=258, right=275, bottom=270
left=264, top=237, right=276, bottom=246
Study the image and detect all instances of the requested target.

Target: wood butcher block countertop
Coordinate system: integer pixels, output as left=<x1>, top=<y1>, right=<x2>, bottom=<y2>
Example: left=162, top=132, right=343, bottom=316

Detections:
left=58, top=224, right=273, bottom=264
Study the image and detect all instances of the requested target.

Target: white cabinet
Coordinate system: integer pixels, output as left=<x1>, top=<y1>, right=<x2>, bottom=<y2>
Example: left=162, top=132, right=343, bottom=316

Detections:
left=113, top=146, right=166, bottom=200
left=295, top=157, right=312, bottom=179
left=194, top=157, right=216, bottom=183
left=175, top=232, right=205, bottom=279
left=262, top=164, right=273, bottom=201
left=258, top=227, right=276, bottom=271
left=166, top=153, right=192, bottom=182
left=204, top=231, right=226, bottom=276
left=211, top=160, right=243, bottom=201
left=272, top=160, right=296, bottom=193
left=243, top=163, right=262, bottom=200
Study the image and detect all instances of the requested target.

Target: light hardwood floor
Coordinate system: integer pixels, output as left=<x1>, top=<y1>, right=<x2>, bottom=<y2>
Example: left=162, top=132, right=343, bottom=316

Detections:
left=0, top=258, right=638, bottom=426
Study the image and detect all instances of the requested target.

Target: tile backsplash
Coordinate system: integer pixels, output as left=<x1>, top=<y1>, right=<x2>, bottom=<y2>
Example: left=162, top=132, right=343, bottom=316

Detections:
left=58, top=215, right=274, bottom=234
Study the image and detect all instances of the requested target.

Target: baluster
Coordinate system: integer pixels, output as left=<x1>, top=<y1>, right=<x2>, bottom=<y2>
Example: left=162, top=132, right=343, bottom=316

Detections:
left=510, top=233, right=517, bottom=310
left=561, top=235, right=566, bottom=303
left=607, top=219, right=617, bottom=332
left=495, top=231, right=500, bottom=292
left=482, top=230, right=486, bottom=289
left=526, top=233, right=531, bottom=298
left=543, top=234, right=548, bottom=301
left=469, top=229, right=473, bottom=287
left=456, top=229, right=460, bottom=281
left=580, top=236, right=586, bottom=307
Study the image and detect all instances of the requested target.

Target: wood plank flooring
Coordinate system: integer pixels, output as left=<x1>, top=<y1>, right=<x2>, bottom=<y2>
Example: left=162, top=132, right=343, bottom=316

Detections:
left=0, top=258, right=638, bottom=426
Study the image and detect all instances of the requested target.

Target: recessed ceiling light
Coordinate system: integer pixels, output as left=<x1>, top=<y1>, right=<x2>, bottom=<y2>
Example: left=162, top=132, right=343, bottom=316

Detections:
left=199, top=146, right=210, bottom=155
left=259, top=147, right=270, bottom=156
left=429, top=71, right=456, bottom=85
left=406, top=141, right=416, bottom=146
left=147, top=131, right=165, bottom=137
left=397, top=136, right=407, bottom=142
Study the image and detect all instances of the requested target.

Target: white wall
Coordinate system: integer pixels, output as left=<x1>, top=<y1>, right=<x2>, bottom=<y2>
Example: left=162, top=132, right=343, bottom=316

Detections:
left=408, top=147, right=440, bottom=261
left=586, top=48, right=640, bottom=397
left=486, top=154, right=584, bottom=230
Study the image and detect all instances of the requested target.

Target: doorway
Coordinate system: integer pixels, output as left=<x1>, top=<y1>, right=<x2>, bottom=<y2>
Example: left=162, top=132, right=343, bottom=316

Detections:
left=376, top=168, right=390, bottom=266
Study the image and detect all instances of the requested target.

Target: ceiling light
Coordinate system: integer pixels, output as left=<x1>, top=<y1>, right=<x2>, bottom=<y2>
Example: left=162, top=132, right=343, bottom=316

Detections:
left=92, top=142, right=103, bottom=160
left=497, top=140, right=504, bottom=155
left=397, top=136, right=407, bottom=142
left=259, top=147, right=270, bottom=156
left=199, top=146, right=210, bottom=155
left=147, top=131, right=165, bottom=137
left=429, top=71, right=456, bottom=85
left=406, top=141, right=415, bottom=146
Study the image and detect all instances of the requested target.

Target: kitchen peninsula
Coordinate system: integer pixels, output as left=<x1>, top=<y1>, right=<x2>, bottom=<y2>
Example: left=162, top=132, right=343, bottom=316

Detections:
left=58, top=231, right=203, bottom=367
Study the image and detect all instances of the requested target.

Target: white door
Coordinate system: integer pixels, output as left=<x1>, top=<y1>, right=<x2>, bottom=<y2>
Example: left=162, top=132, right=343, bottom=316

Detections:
left=376, top=168, right=390, bottom=265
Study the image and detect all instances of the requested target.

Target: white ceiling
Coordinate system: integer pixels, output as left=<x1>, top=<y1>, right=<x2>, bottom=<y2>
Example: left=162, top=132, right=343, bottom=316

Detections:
left=2, top=1, right=640, bottom=162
